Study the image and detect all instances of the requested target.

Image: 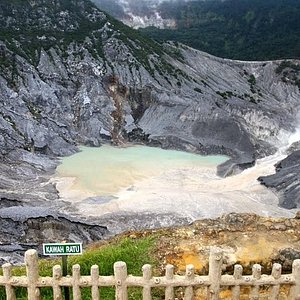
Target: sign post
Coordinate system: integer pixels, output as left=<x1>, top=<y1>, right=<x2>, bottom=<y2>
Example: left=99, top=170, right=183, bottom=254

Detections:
left=62, top=255, right=70, bottom=300
left=43, top=243, right=83, bottom=300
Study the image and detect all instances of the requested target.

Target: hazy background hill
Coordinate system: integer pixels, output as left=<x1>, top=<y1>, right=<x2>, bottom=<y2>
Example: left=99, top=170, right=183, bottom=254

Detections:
left=92, top=0, right=300, bottom=61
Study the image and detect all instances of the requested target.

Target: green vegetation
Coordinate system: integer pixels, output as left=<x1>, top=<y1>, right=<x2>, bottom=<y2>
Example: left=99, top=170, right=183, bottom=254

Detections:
left=276, top=61, right=300, bottom=74
left=0, top=0, right=107, bottom=64
left=248, top=74, right=256, bottom=86
left=216, top=90, right=233, bottom=99
left=216, top=90, right=261, bottom=104
left=0, top=235, right=159, bottom=299
left=27, top=102, right=42, bottom=121
left=276, top=60, right=300, bottom=89
left=0, top=49, right=19, bottom=88
left=0, top=0, right=187, bottom=82
left=107, top=15, right=162, bottom=75
left=247, top=74, right=257, bottom=93
left=0, top=113, right=17, bottom=131
left=194, top=87, right=202, bottom=93
left=107, top=16, right=189, bottom=81
left=140, top=0, right=300, bottom=61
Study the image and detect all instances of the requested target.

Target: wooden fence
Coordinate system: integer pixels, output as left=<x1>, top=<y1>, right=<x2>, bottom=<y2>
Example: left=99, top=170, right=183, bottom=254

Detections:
left=0, top=248, right=300, bottom=299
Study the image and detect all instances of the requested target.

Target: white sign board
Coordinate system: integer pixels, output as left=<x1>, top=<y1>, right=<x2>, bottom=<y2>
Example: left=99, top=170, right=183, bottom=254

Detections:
left=43, top=243, right=82, bottom=256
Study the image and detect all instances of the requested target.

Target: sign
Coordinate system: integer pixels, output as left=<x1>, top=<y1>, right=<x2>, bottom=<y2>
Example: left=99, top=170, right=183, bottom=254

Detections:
left=43, top=243, right=82, bottom=256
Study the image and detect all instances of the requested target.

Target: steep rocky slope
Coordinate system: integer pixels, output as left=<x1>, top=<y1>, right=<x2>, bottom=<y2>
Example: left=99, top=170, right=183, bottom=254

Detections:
left=259, top=149, right=300, bottom=209
left=0, top=0, right=300, bottom=258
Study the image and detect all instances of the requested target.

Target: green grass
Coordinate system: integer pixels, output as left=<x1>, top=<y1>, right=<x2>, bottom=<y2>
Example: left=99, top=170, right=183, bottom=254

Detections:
left=0, top=235, right=160, bottom=300
left=70, top=236, right=158, bottom=275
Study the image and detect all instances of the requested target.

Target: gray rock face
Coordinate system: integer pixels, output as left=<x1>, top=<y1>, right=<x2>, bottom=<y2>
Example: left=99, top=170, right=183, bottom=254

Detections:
left=258, top=151, right=300, bottom=209
left=0, top=214, right=108, bottom=264
left=0, top=0, right=300, bottom=259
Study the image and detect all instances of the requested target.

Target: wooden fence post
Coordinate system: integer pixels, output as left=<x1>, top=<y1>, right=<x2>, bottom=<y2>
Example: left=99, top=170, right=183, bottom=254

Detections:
left=184, top=264, right=195, bottom=300
left=52, top=265, right=63, bottom=300
left=3, top=248, right=300, bottom=300
left=142, top=264, right=152, bottom=300
left=208, top=247, right=223, bottom=300
left=91, top=265, right=100, bottom=300
left=232, top=264, right=243, bottom=300
left=25, top=249, right=40, bottom=300
left=114, top=261, right=128, bottom=300
left=250, top=264, right=261, bottom=300
left=165, top=264, right=174, bottom=300
left=72, top=264, right=81, bottom=300
left=291, top=259, right=300, bottom=300
left=270, top=263, right=281, bottom=300
left=2, top=263, right=16, bottom=300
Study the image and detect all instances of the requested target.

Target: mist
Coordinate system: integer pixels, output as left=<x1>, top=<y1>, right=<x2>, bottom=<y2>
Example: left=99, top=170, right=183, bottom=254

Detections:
left=91, top=0, right=194, bottom=17
left=91, top=0, right=190, bottom=28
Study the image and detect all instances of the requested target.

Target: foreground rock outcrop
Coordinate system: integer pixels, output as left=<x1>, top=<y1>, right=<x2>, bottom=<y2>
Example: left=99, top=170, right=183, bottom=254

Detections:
left=0, top=212, right=108, bottom=264
left=131, top=212, right=300, bottom=275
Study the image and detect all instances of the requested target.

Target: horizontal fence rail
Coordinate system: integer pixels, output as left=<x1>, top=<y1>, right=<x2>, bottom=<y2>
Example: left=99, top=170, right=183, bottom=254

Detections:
left=0, top=248, right=300, bottom=299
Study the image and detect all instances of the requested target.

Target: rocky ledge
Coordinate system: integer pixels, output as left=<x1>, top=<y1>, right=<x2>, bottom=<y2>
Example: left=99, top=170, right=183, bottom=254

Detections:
left=258, top=149, right=300, bottom=209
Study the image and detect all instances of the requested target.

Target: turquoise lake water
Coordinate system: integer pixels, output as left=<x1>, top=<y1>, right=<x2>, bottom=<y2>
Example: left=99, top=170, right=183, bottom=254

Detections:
left=56, top=144, right=228, bottom=196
